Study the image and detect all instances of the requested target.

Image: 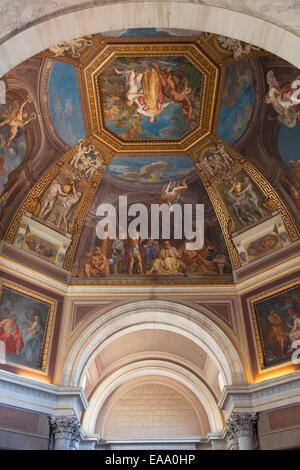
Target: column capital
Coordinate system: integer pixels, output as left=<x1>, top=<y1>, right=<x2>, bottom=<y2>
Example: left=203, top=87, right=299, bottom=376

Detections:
left=225, top=412, right=257, bottom=439
left=50, top=415, right=81, bottom=441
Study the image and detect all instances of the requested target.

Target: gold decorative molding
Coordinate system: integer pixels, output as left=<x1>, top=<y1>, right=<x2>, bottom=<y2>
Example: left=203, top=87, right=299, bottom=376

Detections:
left=250, top=280, right=300, bottom=374
left=80, top=42, right=220, bottom=153
left=37, top=34, right=106, bottom=68
left=191, top=137, right=300, bottom=270
left=4, top=139, right=113, bottom=271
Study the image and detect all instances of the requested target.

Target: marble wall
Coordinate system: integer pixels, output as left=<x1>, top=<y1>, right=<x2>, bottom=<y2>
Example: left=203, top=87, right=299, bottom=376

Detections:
left=258, top=404, right=300, bottom=450
left=1, top=1, right=300, bottom=76
left=0, top=404, right=49, bottom=450
left=1, top=0, right=300, bottom=43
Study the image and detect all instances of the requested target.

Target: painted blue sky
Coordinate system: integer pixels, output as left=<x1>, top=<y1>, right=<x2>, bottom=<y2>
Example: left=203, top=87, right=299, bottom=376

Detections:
left=217, top=61, right=254, bottom=144
left=105, top=102, right=188, bottom=140
left=107, top=156, right=195, bottom=182
left=278, top=120, right=300, bottom=167
left=49, top=61, right=85, bottom=146
left=102, top=28, right=200, bottom=37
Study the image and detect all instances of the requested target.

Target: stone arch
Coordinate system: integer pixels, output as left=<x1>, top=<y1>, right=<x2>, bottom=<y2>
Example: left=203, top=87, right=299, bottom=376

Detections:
left=0, top=1, right=299, bottom=78
left=59, top=300, right=245, bottom=387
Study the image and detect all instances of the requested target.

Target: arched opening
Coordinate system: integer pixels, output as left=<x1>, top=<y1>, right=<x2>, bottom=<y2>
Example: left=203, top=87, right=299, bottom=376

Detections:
left=58, top=300, right=244, bottom=446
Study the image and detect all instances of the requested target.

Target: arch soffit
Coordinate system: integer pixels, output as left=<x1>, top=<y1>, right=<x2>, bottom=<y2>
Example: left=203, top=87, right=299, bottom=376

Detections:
left=0, top=2, right=300, bottom=77
left=84, top=349, right=220, bottom=401
left=59, top=300, right=245, bottom=387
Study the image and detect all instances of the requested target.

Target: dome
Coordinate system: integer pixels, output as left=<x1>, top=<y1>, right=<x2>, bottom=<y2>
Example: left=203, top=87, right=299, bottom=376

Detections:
left=0, top=4, right=299, bottom=452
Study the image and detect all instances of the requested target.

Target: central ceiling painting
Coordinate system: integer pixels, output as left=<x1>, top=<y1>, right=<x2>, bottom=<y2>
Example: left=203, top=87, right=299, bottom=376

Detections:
left=100, top=56, right=202, bottom=140
left=80, top=41, right=219, bottom=152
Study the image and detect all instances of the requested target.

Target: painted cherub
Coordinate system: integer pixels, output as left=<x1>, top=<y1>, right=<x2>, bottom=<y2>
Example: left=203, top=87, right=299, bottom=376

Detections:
left=0, top=95, right=36, bottom=148
left=85, top=156, right=106, bottom=179
left=266, top=70, right=300, bottom=127
left=217, top=36, right=260, bottom=60
left=70, top=139, right=90, bottom=168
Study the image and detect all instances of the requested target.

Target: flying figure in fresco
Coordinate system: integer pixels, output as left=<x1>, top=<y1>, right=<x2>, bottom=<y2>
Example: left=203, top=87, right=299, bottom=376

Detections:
left=151, top=63, right=197, bottom=121
left=114, top=62, right=197, bottom=123
left=266, top=70, right=300, bottom=127
left=0, top=95, right=36, bottom=148
left=160, top=179, right=188, bottom=211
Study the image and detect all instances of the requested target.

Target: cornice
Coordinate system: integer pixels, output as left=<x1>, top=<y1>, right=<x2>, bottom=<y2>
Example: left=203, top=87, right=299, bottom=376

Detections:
left=219, top=371, right=300, bottom=415
left=0, top=249, right=299, bottom=296
left=0, top=369, right=88, bottom=417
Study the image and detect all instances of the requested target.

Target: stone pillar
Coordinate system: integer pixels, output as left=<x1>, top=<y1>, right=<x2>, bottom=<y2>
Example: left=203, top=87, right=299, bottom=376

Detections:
left=225, top=426, right=239, bottom=451
left=50, top=416, right=81, bottom=450
left=225, top=413, right=257, bottom=450
left=69, top=426, right=82, bottom=450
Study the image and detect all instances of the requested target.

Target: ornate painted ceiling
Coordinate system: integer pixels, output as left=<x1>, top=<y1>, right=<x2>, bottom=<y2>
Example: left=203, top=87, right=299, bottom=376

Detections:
left=0, top=28, right=299, bottom=286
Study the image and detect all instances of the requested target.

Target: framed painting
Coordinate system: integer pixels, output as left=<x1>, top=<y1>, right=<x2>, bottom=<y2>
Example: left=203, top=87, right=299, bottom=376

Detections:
left=0, top=282, right=55, bottom=372
left=251, top=281, right=300, bottom=370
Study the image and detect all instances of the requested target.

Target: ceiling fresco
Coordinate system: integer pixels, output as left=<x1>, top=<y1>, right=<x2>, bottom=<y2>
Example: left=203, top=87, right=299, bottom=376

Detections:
left=100, top=56, right=202, bottom=141
left=0, top=98, right=31, bottom=193
left=107, top=156, right=195, bottom=182
left=217, top=61, right=254, bottom=144
left=0, top=28, right=299, bottom=286
left=48, top=61, right=86, bottom=146
left=71, top=158, right=233, bottom=285
left=79, top=40, right=219, bottom=152
left=101, top=28, right=201, bottom=38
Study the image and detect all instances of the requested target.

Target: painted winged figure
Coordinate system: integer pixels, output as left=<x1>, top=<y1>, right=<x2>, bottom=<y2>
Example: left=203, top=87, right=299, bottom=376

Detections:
left=266, top=70, right=300, bottom=127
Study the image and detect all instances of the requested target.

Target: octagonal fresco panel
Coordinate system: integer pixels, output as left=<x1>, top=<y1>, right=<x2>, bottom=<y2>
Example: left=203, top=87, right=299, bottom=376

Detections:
left=100, top=56, right=202, bottom=141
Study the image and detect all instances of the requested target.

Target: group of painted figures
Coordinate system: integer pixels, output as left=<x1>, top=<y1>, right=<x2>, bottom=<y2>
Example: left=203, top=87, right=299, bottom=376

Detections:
left=196, top=141, right=269, bottom=229
left=76, top=236, right=228, bottom=278
left=27, top=140, right=107, bottom=234
left=113, top=62, right=197, bottom=124
left=28, top=178, right=82, bottom=233
left=0, top=307, right=43, bottom=365
left=266, top=306, right=300, bottom=361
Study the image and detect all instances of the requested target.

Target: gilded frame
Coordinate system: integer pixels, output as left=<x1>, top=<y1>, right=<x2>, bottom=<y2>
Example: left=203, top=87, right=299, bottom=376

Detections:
left=0, top=281, right=56, bottom=373
left=80, top=42, right=220, bottom=152
left=250, top=280, right=300, bottom=373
